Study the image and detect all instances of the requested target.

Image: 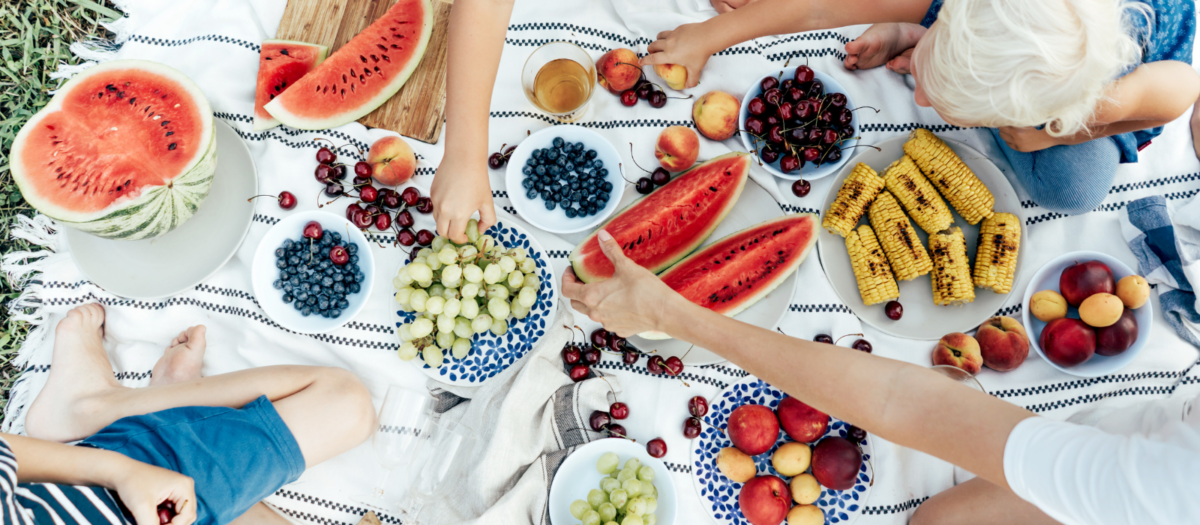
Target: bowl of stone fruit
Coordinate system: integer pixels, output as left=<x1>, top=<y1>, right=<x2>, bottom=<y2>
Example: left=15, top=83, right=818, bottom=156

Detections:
left=251, top=210, right=376, bottom=334
left=505, top=124, right=627, bottom=234
left=738, top=65, right=859, bottom=181
left=548, top=438, right=677, bottom=525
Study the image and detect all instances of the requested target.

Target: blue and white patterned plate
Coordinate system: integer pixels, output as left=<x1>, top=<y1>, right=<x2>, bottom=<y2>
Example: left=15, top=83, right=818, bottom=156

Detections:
left=691, top=375, right=874, bottom=525
left=396, top=219, right=558, bottom=385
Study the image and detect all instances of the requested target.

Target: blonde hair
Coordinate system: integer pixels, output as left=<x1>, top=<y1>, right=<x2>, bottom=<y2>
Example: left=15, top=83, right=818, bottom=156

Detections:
left=913, top=0, right=1151, bottom=136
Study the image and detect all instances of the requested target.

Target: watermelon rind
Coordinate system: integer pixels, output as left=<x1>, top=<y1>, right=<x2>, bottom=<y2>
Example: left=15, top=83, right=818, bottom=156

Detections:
left=9, top=59, right=216, bottom=241
left=253, top=39, right=329, bottom=132
left=569, top=152, right=751, bottom=283
left=263, top=0, right=434, bottom=130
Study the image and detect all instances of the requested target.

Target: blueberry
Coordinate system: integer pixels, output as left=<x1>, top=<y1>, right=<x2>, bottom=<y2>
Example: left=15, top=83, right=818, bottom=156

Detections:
left=275, top=248, right=286, bottom=258
left=330, top=232, right=341, bottom=242
left=288, top=256, right=300, bottom=265
left=550, top=165, right=562, bottom=176
left=546, top=149, right=559, bottom=161
left=602, top=181, right=613, bottom=192
left=306, top=296, right=317, bottom=306
left=350, top=283, right=361, bottom=293
left=331, top=282, right=343, bottom=293
left=272, top=279, right=283, bottom=290
left=522, top=166, right=533, bottom=176
left=339, top=299, right=350, bottom=309
left=598, top=168, right=609, bottom=178
left=355, top=270, right=365, bottom=280
left=300, top=307, right=311, bottom=317
left=526, top=156, right=537, bottom=166
left=318, top=277, right=330, bottom=288
left=282, top=294, right=293, bottom=303
left=319, top=299, right=330, bottom=310
left=347, top=243, right=358, bottom=254
left=587, top=149, right=598, bottom=159
left=345, top=273, right=356, bottom=284
left=545, top=200, right=556, bottom=210
left=593, top=159, right=604, bottom=169
left=282, top=239, right=294, bottom=249
left=552, top=137, right=564, bottom=148
left=535, top=165, right=548, bottom=176
left=564, top=162, right=575, bottom=172
left=294, top=301, right=304, bottom=311
left=276, top=259, right=288, bottom=269
left=565, top=207, right=577, bottom=218
left=330, top=309, right=341, bottom=318
left=532, top=149, right=543, bottom=159
left=350, top=255, right=359, bottom=264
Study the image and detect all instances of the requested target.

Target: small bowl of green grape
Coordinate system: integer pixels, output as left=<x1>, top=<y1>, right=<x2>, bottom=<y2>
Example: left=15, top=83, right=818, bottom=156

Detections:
left=548, top=438, right=678, bottom=525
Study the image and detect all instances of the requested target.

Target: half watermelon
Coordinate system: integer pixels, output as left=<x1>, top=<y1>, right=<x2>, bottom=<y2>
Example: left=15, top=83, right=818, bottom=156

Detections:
left=570, top=152, right=751, bottom=282
left=10, top=59, right=216, bottom=241
left=253, top=39, right=328, bottom=131
left=642, top=214, right=817, bottom=339
left=264, top=0, right=434, bottom=130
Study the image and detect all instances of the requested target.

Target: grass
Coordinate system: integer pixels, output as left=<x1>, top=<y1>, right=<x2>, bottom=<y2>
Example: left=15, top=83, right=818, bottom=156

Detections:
left=0, top=0, right=117, bottom=408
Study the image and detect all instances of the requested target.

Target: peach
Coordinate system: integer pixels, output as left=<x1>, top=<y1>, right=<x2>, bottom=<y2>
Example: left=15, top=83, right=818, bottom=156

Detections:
left=776, top=396, right=828, bottom=443
left=1040, top=317, right=1096, bottom=367
left=1116, top=275, right=1150, bottom=309
left=367, top=135, right=416, bottom=186
left=739, top=475, right=792, bottom=525
left=653, top=63, right=688, bottom=91
left=728, top=404, right=781, bottom=456
left=770, top=442, right=811, bottom=477
left=717, top=446, right=757, bottom=483
left=931, top=332, right=982, bottom=375
left=810, top=437, right=862, bottom=491
left=789, top=473, right=821, bottom=505
left=597, top=48, right=642, bottom=94
left=1079, top=293, right=1123, bottom=328
left=692, top=91, right=740, bottom=141
left=976, top=316, right=1030, bottom=372
left=786, top=505, right=824, bottom=525
left=1030, top=290, right=1068, bottom=322
left=654, top=126, right=699, bottom=172
left=1059, top=260, right=1115, bottom=306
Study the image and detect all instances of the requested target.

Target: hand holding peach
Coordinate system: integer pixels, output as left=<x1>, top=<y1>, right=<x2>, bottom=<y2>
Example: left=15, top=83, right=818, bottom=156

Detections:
left=653, top=63, right=688, bottom=91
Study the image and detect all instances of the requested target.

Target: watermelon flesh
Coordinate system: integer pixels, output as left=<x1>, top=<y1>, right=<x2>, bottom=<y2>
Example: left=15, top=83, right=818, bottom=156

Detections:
left=641, top=214, right=818, bottom=339
left=254, top=40, right=328, bottom=131
left=570, top=152, right=751, bottom=283
left=10, top=59, right=216, bottom=240
left=264, top=0, right=433, bottom=130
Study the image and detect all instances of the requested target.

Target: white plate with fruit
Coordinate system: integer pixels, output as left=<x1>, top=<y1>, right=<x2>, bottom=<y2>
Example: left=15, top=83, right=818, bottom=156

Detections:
left=691, top=375, right=873, bottom=525
left=393, top=217, right=559, bottom=385
left=1022, top=251, right=1152, bottom=377
left=549, top=438, right=678, bottom=525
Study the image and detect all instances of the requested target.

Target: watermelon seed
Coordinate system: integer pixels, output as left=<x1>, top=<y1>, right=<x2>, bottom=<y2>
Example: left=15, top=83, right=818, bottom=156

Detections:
left=168, top=143, right=177, bottom=151
left=360, top=55, right=368, bottom=63
left=382, top=55, right=390, bottom=62
left=116, top=91, right=124, bottom=99
left=166, top=132, right=174, bottom=137
left=265, top=57, right=272, bottom=61
left=129, top=98, right=136, bottom=105
left=160, top=121, right=170, bottom=126
left=106, top=84, right=116, bottom=91
left=280, top=49, right=289, bottom=55
left=377, top=44, right=387, bottom=52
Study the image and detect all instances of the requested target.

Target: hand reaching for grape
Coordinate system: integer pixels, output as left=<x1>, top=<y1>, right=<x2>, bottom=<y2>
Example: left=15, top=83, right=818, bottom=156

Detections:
left=431, top=155, right=497, bottom=244
left=561, top=230, right=682, bottom=337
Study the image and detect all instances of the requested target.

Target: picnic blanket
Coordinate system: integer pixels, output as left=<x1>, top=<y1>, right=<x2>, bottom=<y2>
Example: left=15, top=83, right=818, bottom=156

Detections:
left=4, top=0, right=1200, bottom=524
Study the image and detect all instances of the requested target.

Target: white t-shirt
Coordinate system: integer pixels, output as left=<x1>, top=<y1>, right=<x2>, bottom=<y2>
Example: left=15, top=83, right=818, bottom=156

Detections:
left=1003, top=392, right=1200, bottom=525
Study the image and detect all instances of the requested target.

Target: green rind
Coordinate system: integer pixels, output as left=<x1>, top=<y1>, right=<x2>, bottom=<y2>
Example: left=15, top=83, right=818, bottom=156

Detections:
left=253, top=39, right=330, bottom=132
left=569, top=151, right=751, bottom=283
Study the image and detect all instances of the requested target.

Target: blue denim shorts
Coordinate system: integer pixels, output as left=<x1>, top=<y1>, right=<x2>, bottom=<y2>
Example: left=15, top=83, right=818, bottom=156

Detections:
left=82, top=396, right=304, bottom=525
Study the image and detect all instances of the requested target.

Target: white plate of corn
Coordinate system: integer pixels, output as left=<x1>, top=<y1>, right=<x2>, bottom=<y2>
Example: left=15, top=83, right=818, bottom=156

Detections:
left=817, top=129, right=1025, bottom=340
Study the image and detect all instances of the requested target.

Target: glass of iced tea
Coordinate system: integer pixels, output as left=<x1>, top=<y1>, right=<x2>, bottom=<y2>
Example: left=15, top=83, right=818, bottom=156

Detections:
left=521, top=41, right=596, bottom=122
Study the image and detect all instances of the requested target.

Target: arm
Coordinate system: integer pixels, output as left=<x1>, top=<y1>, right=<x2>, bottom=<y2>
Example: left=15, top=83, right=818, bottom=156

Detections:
left=4, top=434, right=197, bottom=525
left=431, top=0, right=514, bottom=243
left=562, top=231, right=1035, bottom=488
left=642, top=0, right=930, bottom=88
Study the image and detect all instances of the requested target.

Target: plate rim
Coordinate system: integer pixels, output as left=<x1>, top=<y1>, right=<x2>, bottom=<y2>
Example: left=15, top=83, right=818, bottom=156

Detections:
left=547, top=437, right=679, bottom=525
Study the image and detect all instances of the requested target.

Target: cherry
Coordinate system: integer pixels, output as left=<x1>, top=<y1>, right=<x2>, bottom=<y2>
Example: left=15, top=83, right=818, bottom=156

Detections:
left=590, top=410, right=612, bottom=431
left=765, top=114, right=780, bottom=128
left=686, top=397, right=709, bottom=419
left=374, top=211, right=392, bottom=231
left=351, top=209, right=374, bottom=229
left=331, top=164, right=347, bottom=180
left=808, top=80, right=825, bottom=98
left=829, top=92, right=848, bottom=108
left=846, top=425, right=867, bottom=442
left=836, top=108, right=853, bottom=126
left=821, top=128, right=839, bottom=146
left=650, top=168, right=671, bottom=186
left=664, top=356, right=684, bottom=376
left=760, top=76, right=779, bottom=92
left=315, top=164, right=335, bottom=183
left=794, top=65, right=815, bottom=84
left=648, top=90, right=667, bottom=108
left=807, top=127, right=824, bottom=145
left=415, top=196, right=434, bottom=214
left=814, top=334, right=833, bottom=344
left=415, top=229, right=435, bottom=246
left=762, top=88, right=781, bottom=106
left=622, top=349, right=640, bottom=365
left=792, top=179, right=811, bottom=197
left=487, top=153, right=505, bottom=170
left=302, top=221, right=323, bottom=239
left=767, top=126, right=785, bottom=144
left=329, top=245, right=349, bottom=265
left=635, top=178, right=654, bottom=195
left=397, top=228, right=416, bottom=246
left=795, top=99, right=815, bottom=120
left=646, top=437, right=667, bottom=457
left=608, top=335, right=627, bottom=353
left=569, top=364, right=591, bottom=382
left=745, top=116, right=765, bottom=137
left=777, top=101, right=794, bottom=122
left=825, top=147, right=843, bottom=164
left=607, top=424, right=628, bottom=439
left=759, top=148, right=780, bottom=164
left=380, top=189, right=402, bottom=209
left=565, top=343, right=584, bottom=365
left=787, top=87, right=805, bottom=104
left=401, top=187, right=421, bottom=206
left=365, top=204, right=382, bottom=217
left=636, top=80, right=653, bottom=100
left=802, top=147, right=821, bottom=163
left=352, top=161, right=370, bottom=179
left=610, top=402, right=629, bottom=420
left=157, top=503, right=175, bottom=525
left=316, top=147, right=336, bottom=165
left=683, top=417, right=702, bottom=439
left=647, top=355, right=666, bottom=374
left=395, top=209, right=415, bottom=228
left=590, top=329, right=609, bottom=348
left=883, top=300, right=904, bottom=320
left=324, top=182, right=344, bottom=197
left=853, top=339, right=873, bottom=353
left=787, top=127, right=808, bottom=145
left=747, top=97, right=767, bottom=116
left=583, top=347, right=602, bottom=365
left=249, top=192, right=297, bottom=210
left=359, top=185, right=379, bottom=203
left=353, top=175, right=372, bottom=187
left=620, top=89, right=638, bottom=107
left=779, top=155, right=801, bottom=173
left=781, top=79, right=796, bottom=92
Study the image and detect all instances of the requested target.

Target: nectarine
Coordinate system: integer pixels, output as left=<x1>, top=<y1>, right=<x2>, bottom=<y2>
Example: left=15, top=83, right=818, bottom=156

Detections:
left=692, top=91, right=740, bottom=141
left=739, top=475, right=791, bottom=525
left=811, top=437, right=862, bottom=491
left=1060, top=260, right=1115, bottom=306
left=976, top=316, right=1029, bottom=372
left=367, top=136, right=416, bottom=186
left=776, top=396, right=828, bottom=443
left=654, top=126, right=699, bottom=172
left=597, top=48, right=641, bottom=94
left=1040, top=317, right=1096, bottom=367
left=728, top=404, right=780, bottom=456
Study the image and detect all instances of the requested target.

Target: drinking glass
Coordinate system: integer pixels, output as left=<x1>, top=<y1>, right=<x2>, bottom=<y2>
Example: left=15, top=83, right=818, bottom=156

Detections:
left=929, top=364, right=986, bottom=392
left=521, top=41, right=597, bottom=123
left=370, top=385, right=433, bottom=499
left=393, top=419, right=478, bottom=525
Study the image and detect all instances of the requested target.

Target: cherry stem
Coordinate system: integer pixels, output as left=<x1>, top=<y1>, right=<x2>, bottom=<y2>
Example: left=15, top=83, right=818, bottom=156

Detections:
left=571, top=325, right=585, bottom=344
left=614, top=61, right=642, bottom=70
left=841, top=143, right=882, bottom=152
left=598, top=374, right=618, bottom=399
left=627, top=143, right=652, bottom=174
left=247, top=194, right=281, bottom=203
left=849, top=105, right=881, bottom=114
left=834, top=333, right=864, bottom=345
left=667, top=94, right=694, bottom=100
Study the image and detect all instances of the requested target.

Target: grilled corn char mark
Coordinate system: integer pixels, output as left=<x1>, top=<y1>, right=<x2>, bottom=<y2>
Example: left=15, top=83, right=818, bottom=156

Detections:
left=929, top=227, right=975, bottom=306
left=903, top=129, right=994, bottom=225
left=973, top=213, right=1021, bottom=294
left=868, top=191, right=933, bottom=281
left=883, top=155, right=954, bottom=234
left=846, top=224, right=900, bottom=306
left=823, top=163, right=886, bottom=237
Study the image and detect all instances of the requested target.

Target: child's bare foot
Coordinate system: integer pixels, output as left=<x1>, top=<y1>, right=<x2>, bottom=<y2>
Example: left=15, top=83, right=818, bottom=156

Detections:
left=844, top=23, right=927, bottom=72
left=710, top=0, right=757, bottom=14
left=1191, top=98, right=1200, bottom=160
left=150, top=326, right=207, bottom=386
left=26, top=304, right=125, bottom=442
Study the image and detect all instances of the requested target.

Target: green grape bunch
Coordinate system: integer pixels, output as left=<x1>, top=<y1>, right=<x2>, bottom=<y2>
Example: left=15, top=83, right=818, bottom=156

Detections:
left=394, top=219, right=543, bottom=368
left=571, top=453, right=660, bottom=525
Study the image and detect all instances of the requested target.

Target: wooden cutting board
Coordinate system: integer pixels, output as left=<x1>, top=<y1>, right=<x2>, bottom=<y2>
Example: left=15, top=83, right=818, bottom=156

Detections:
left=275, top=0, right=453, bottom=144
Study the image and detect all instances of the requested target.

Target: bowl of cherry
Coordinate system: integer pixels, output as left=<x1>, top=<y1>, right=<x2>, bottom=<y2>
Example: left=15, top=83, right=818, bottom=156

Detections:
left=738, top=65, right=859, bottom=181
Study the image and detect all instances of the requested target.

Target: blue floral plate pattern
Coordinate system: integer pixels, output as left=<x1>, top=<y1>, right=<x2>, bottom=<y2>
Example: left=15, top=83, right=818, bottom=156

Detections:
left=691, top=375, right=874, bottom=525
left=396, top=220, right=558, bottom=385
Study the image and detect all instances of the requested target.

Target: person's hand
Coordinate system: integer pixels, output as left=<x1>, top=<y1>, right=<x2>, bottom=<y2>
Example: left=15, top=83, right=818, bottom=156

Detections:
left=110, top=459, right=197, bottom=525
left=844, top=23, right=926, bottom=72
left=998, top=126, right=1063, bottom=153
left=641, top=23, right=711, bottom=90
left=560, top=230, right=683, bottom=337
left=431, top=155, right=496, bottom=244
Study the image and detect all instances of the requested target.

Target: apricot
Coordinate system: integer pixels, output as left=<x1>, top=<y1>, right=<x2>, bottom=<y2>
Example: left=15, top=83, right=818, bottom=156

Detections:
left=786, top=505, right=824, bottom=525
left=789, top=473, right=821, bottom=505
left=1030, top=290, right=1068, bottom=322
left=1079, top=293, right=1123, bottom=328
left=1116, top=275, right=1150, bottom=309
left=770, top=442, right=811, bottom=477
left=716, top=447, right=757, bottom=483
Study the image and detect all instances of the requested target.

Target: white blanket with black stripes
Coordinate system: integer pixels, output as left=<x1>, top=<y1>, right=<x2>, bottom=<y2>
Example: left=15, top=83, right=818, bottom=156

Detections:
left=5, top=0, right=1200, bottom=524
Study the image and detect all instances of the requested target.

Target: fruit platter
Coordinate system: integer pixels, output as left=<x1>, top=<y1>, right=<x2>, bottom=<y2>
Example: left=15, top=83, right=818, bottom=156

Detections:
left=818, top=130, right=1025, bottom=340
left=691, top=376, right=873, bottom=525
left=549, top=439, right=678, bottom=525
left=1022, top=251, right=1152, bottom=377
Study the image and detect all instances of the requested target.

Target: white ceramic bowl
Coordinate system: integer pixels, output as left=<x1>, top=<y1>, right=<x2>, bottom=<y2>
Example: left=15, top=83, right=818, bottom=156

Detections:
left=251, top=210, right=376, bottom=334
left=1021, top=251, right=1152, bottom=377
left=505, top=125, right=626, bottom=234
left=548, top=439, right=677, bottom=525
left=737, top=68, right=858, bottom=181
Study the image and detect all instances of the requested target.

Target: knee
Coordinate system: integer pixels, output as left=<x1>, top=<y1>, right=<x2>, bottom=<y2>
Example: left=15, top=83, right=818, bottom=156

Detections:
left=909, top=498, right=944, bottom=525
left=311, top=367, right=376, bottom=443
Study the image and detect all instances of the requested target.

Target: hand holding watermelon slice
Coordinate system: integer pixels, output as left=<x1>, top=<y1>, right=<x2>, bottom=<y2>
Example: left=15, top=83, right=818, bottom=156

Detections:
left=562, top=229, right=680, bottom=338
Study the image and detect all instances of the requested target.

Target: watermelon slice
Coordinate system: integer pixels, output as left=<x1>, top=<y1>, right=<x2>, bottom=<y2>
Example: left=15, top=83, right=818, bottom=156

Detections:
left=254, top=39, right=328, bottom=131
left=10, top=59, right=216, bottom=241
left=570, top=152, right=751, bottom=283
left=642, top=214, right=817, bottom=339
left=264, top=0, right=433, bottom=130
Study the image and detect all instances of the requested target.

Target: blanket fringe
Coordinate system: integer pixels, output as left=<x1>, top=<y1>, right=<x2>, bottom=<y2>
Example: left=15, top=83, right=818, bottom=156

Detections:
left=2, top=215, right=63, bottom=372
left=49, top=0, right=132, bottom=82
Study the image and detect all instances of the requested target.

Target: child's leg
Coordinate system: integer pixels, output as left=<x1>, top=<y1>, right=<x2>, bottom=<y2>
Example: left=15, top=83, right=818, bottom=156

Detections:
left=909, top=477, right=1057, bottom=525
left=1190, top=95, right=1200, bottom=160
left=843, top=23, right=926, bottom=71
left=989, top=129, right=1120, bottom=216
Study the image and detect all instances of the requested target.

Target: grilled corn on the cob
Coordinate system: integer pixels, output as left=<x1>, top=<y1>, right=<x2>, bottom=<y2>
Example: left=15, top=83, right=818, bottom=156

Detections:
left=904, top=129, right=994, bottom=225
left=868, top=191, right=933, bottom=281
left=929, top=227, right=975, bottom=306
left=823, top=163, right=886, bottom=237
left=846, top=224, right=900, bottom=306
left=973, top=213, right=1021, bottom=294
left=883, top=155, right=954, bottom=234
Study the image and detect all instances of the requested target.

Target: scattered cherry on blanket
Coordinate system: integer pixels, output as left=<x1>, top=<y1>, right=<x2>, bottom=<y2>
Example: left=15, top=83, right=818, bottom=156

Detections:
left=620, top=89, right=638, bottom=107
left=814, top=334, right=833, bottom=344
left=374, top=211, right=392, bottom=231
left=688, top=396, right=709, bottom=418
left=846, top=425, right=867, bottom=442
left=415, top=229, right=435, bottom=246
left=395, top=209, right=415, bottom=228
left=352, top=209, right=374, bottom=230
left=359, top=185, right=379, bottom=203
left=794, top=65, right=815, bottom=84
left=401, top=186, right=422, bottom=206
left=583, top=347, right=602, bottom=365
left=791, top=179, right=811, bottom=197
left=610, top=402, right=629, bottom=420
left=365, top=204, right=381, bottom=217
left=415, top=196, right=434, bottom=214
left=331, top=164, right=347, bottom=180
left=590, top=329, right=609, bottom=348
left=622, top=349, right=640, bottom=365
left=590, top=410, right=612, bottom=431
left=664, top=356, right=684, bottom=376
left=379, top=189, right=402, bottom=209
left=852, top=339, right=873, bottom=353
left=487, top=145, right=517, bottom=169
left=329, top=246, right=349, bottom=265
left=650, top=168, right=671, bottom=186
left=635, top=79, right=653, bottom=100
left=635, top=178, right=654, bottom=195
left=607, top=424, right=628, bottom=439
left=397, top=228, right=416, bottom=246
left=647, top=355, right=666, bottom=375
left=353, top=161, right=372, bottom=179
left=646, top=437, right=667, bottom=457
left=324, top=182, right=344, bottom=197
left=302, top=221, right=323, bottom=239
left=683, top=417, right=702, bottom=439
left=562, top=346, right=582, bottom=365
left=648, top=90, right=667, bottom=108
left=315, top=164, right=335, bottom=184
left=607, top=334, right=626, bottom=353
left=316, top=147, right=336, bottom=165
left=569, top=364, right=591, bottom=382
left=353, top=175, right=372, bottom=187
left=885, top=301, right=903, bottom=320
left=779, top=155, right=801, bottom=173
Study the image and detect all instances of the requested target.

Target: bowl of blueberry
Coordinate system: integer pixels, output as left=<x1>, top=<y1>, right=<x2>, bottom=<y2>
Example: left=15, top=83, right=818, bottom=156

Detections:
left=738, top=65, right=860, bottom=181
left=251, top=210, right=376, bottom=334
left=505, top=125, right=626, bottom=234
